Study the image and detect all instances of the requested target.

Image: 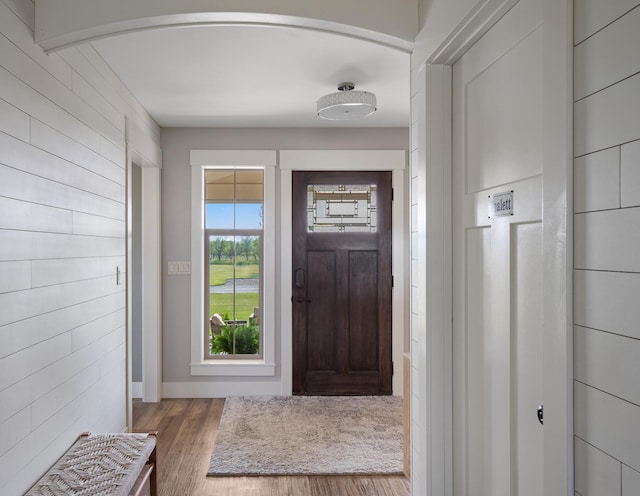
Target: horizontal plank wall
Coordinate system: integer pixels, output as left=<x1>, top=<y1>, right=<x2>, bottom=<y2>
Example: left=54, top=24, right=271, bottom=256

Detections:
left=0, top=0, right=160, bottom=493
left=573, top=1, right=640, bottom=495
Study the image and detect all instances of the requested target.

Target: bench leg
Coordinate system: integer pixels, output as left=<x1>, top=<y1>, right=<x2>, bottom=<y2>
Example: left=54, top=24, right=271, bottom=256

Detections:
left=148, top=432, right=158, bottom=496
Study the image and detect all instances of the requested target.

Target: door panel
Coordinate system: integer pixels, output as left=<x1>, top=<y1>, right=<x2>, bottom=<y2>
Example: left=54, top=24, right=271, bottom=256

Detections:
left=512, top=223, right=543, bottom=496
left=306, top=250, right=337, bottom=372
left=465, top=227, right=492, bottom=496
left=349, top=250, right=378, bottom=371
left=453, top=0, right=544, bottom=494
left=465, top=26, right=543, bottom=193
left=292, top=170, right=392, bottom=395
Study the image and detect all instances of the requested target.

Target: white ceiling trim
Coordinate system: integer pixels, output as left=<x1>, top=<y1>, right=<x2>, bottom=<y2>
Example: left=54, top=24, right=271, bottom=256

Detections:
left=36, top=5, right=414, bottom=53
left=427, top=0, right=520, bottom=65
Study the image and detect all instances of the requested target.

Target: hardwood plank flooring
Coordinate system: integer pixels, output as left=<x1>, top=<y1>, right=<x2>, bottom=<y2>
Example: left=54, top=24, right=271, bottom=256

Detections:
left=133, top=398, right=410, bottom=496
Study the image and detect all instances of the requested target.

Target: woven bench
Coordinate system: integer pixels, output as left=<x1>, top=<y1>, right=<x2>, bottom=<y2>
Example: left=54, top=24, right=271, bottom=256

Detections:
left=25, top=432, right=157, bottom=496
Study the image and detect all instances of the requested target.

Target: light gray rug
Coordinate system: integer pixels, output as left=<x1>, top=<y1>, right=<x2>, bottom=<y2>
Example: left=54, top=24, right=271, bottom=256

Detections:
left=207, top=395, right=404, bottom=476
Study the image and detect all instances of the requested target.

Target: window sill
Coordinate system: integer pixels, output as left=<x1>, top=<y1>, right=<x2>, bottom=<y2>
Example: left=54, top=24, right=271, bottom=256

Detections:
left=190, top=360, right=276, bottom=377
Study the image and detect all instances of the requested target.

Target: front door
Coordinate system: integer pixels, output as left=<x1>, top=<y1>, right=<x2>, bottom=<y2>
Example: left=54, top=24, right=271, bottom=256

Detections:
left=292, top=170, right=392, bottom=395
left=452, top=0, right=544, bottom=494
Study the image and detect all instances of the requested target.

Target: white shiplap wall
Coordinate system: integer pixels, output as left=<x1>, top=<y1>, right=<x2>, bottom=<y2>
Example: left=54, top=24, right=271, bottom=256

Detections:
left=0, top=0, right=159, bottom=493
left=573, top=2, right=640, bottom=495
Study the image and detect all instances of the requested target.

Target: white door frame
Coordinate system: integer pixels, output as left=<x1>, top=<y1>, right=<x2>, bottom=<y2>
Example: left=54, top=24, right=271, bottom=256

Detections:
left=139, top=165, right=162, bottom=403
left=412, top=0, right=573, bottom=494
left=279, top=150, right=407, bottom=397
left=125, top=146, right=134, bottom=428
left=126, top=126, right=163, bottom=410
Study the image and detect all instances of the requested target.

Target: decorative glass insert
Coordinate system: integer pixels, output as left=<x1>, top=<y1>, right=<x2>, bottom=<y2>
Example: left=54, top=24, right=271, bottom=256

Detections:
left=307, top=184, right=377, bottom=232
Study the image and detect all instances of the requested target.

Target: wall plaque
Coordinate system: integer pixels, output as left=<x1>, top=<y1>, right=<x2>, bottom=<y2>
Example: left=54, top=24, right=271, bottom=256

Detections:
left=489, top=190, right=514, bottom=218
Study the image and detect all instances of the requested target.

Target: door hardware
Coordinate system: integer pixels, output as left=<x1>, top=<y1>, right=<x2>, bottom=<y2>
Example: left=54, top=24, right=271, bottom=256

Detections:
left=537, top=404, right=544, bottom=425
left=291, top=296, right=312, bottom=303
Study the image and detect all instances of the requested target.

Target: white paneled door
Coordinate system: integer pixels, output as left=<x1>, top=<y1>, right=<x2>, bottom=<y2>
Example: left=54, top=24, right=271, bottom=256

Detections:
left=452, top=0, right=544, bottom=494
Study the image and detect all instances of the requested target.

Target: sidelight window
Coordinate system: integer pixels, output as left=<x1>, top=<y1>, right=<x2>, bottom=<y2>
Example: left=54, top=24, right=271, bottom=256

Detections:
left=204, top=169, right=263, bottom=359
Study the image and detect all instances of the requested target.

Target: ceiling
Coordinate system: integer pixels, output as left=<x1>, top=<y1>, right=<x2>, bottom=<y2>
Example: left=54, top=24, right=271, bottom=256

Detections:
left=91, top=25, right=411, bottom=128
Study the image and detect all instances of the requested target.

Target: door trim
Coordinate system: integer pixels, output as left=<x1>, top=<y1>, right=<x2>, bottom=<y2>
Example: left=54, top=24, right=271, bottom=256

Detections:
left=411, top=0, right=573, bottom=494
left=279, top=150, right=407, bottom=396
left=126, top=129, right=163, bottom=409
left=540, top=1, right=573, bottom=493
left=409, top=63, right=453, bottom=495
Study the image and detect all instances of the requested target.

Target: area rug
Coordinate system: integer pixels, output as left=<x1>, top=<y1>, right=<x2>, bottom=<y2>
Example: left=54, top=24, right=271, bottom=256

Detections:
left=207, top=395, right=404, bottom=476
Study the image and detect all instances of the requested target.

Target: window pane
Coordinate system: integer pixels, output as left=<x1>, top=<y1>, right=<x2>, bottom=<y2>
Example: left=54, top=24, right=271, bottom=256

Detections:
left=205, top=170, right=235, bottom=201
left=208, top=234, right=261, bottom=356
left=235, top=170, right=264, bottom=201
left=205, top=169, right=263, bottom=358
left=205, top=169, right=264, bottom=229
left=235, top=203, right=263, bottom=229
left=206, top=203, right=234, bottom=229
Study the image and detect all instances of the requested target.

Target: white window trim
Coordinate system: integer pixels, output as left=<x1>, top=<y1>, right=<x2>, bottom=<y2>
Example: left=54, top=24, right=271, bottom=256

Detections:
left=190, top=150, right=277, bottom=376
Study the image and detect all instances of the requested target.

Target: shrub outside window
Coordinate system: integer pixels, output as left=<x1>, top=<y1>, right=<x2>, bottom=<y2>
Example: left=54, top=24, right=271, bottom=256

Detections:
left=204, top=169, right=263, bottom=359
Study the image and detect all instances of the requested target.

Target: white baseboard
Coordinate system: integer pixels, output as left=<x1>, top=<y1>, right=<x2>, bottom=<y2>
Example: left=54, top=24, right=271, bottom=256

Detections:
left=162, top=381, right=284, bottom=398
left=160, top=381, right=405, bottom=399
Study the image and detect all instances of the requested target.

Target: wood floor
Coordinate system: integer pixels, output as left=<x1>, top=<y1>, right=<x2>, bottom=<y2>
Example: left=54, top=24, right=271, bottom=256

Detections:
left=133, top=398, right=410, bottom=496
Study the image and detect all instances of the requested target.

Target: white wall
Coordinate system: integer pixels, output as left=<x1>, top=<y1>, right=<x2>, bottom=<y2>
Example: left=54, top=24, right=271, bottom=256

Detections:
left=160, top=127, right=408, bottom=396
left=573, top=2, right=640, bottom=495
left=0, top=0, right=159, bottom=493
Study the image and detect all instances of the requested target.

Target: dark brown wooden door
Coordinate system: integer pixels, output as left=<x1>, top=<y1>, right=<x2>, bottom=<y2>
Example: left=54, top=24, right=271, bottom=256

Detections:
left=292, top=171, right=392, bottom=395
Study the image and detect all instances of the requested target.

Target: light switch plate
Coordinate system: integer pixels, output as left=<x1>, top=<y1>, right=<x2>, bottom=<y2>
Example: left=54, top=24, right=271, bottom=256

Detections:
left=168, top=261, right=191, bottom=275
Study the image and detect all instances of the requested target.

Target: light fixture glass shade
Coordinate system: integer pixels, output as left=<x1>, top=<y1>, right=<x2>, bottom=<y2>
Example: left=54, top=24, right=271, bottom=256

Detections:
left=317, top=89, right=377, bottom=120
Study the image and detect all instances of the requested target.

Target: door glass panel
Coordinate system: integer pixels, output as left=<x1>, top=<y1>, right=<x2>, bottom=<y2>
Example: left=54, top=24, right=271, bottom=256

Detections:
left=307, top=184, right=377, bottom=232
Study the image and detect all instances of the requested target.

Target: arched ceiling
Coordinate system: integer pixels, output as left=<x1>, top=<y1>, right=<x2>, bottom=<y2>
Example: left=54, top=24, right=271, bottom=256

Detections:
left=37, top=0, right=413, bottom=128
left=90, top=25, right=410, bottom=127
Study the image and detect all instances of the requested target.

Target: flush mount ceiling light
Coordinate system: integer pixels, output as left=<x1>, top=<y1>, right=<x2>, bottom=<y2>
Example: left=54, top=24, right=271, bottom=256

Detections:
left=317, top=82, right=377, bottom=120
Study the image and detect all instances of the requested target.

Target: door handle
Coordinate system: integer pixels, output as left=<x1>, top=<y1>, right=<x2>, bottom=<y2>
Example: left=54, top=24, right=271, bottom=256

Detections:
left=295, top=268, right=305, bottom=288
left=537, top=404, right=544, bottom=425
left=291, top=296, right=312, bottom=303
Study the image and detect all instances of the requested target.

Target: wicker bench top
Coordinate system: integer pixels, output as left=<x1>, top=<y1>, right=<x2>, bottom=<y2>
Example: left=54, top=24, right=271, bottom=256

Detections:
left=25, top=433, right=156, bottom=496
